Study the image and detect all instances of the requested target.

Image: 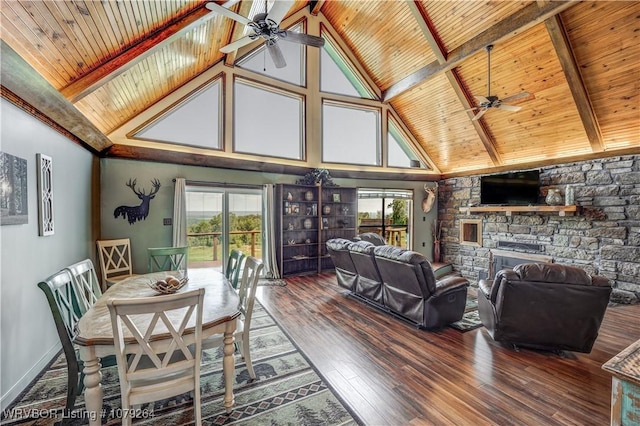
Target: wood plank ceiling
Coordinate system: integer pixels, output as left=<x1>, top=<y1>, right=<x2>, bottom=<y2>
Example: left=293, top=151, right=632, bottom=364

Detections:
left=0, top=0, right=638, bottom=177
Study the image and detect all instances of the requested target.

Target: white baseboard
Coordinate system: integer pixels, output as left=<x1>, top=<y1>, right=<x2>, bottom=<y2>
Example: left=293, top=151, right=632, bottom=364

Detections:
left=0, top=343, right=61, bottom=409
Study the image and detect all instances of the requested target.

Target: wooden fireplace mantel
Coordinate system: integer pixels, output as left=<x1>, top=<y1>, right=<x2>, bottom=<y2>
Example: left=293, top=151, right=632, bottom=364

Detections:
left=459, top=205, right=578, bottom=216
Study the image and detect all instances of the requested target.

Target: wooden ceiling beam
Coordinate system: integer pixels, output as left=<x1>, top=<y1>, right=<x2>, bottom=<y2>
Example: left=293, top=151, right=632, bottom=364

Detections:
left=60, top=3, right=230, bottom=103
left=545, top=15, right=605, bottom=153
left=1, top=40, right=112, bottom=151
left=407, top=1, right=503, bottom=166
left=406, top=1, right=446, bottom=63
left=309, top=0, right=325, bottom=16
left=104, top=144, right=440, bottom=181
left=383, top=0, right=577, bottom=102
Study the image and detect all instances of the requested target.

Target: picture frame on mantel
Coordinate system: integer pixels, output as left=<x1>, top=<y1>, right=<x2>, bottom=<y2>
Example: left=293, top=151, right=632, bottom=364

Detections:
left=0, top=152, right=28, bottom=226
left=37, top=153, right=54, bottom=236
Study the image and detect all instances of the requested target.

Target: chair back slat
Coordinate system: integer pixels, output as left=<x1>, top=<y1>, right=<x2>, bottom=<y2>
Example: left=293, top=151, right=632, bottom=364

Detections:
left=66, top=259, right=102, bottom=314
left=38, top=269, right=82, bottom=343
left=238, top=256, right=264, bottom=325
left=226, top=249, right=246, bottom=289
left=147, top=246, right=188, bottom=276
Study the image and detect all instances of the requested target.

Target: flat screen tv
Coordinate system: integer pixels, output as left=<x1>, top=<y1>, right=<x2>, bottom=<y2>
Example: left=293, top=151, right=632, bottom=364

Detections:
left=480, top=170, right=540, bottom=206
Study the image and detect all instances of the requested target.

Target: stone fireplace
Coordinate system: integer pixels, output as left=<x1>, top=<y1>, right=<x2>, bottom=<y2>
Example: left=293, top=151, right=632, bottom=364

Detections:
left=436, top=155, right=640, bottom=297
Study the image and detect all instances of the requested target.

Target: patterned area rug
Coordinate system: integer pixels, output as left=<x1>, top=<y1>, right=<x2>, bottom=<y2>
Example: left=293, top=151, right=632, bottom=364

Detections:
left=1, top=303, right=358, bottom=425
left=449, top=296, right=483, bottom=332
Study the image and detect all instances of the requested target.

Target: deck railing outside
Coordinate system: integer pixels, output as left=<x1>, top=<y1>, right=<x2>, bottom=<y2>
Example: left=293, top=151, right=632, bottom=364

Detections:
left=187, top=230, right=262, bottom=266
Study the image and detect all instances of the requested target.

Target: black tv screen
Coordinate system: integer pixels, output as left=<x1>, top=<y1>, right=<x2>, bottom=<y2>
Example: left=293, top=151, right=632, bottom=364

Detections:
left=480, top=170, right=540, bottom=205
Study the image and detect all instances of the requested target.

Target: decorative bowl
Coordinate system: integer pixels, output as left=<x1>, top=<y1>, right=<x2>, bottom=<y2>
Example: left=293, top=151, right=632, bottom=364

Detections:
left=148, top=275, right=189, bottom=294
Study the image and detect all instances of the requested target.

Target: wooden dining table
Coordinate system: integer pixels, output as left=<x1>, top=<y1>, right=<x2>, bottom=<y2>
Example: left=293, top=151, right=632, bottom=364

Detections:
left=75, top=269, right=240, bottom=426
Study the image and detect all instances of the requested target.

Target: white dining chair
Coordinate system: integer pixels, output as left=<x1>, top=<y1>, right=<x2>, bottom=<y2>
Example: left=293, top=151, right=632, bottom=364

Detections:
left=107, top=288, right=205, bottom=426
left=66, top=259, right=102, bottom=315
left=203, top=256, right=263, bottom=380
left=96, top=238, right=137, bottom=290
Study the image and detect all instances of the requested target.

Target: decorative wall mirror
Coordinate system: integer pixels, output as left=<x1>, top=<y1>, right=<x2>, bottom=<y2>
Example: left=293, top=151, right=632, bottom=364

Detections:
left=36, top=153, right=54, bottom=236
left=460, top=219, right=482, bottom=247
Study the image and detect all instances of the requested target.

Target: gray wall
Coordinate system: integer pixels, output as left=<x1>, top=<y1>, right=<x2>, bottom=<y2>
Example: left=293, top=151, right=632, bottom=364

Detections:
left=100, top=158, right=438, bottom=273
left=0, top=99, right=95, bottom=405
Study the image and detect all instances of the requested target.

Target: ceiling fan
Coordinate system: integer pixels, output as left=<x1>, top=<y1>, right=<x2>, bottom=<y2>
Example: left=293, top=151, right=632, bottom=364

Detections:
left=205, top=0, right=325, bottom=68
left=467, top=45, right=531, bottom=121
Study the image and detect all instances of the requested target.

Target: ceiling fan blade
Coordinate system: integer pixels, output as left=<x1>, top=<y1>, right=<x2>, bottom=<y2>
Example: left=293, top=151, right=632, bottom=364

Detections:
left=472, top=108, right=488, bottom=121
left=474, top=95, right=490, bottom=104
left=266, top=0, right=294, bottom=25
left=279, top=31, right=325, bottom=48
left=496, top=104, right=522, bottom=112
left=205, top=2, right=252, bottom=25
left=500, top=91, right=530, bottom=104
left=220, top=35, right=254, bottom=53
left=267, top=42, right=287, bottom=68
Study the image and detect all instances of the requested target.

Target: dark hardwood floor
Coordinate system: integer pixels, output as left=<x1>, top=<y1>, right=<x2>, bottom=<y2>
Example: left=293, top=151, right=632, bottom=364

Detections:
left=255, top=273, right=640, bottom=425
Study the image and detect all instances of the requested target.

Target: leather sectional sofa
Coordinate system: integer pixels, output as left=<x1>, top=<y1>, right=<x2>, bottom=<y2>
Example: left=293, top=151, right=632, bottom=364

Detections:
left=326, top=238, right=469, bottom=329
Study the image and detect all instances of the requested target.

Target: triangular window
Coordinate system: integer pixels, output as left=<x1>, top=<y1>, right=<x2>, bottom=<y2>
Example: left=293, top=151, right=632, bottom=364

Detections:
left=237, top=23, right=305, bottom=86
left=135, top=80, right=222, bottom=149
left=388, top=118, right=427, bottom=169
left=320, top=29, right=375, bottom=99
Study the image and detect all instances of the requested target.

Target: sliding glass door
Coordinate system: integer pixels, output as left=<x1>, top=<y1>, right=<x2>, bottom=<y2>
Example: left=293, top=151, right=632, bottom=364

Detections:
left=186, top=186, right=263, bottom=274
left=357, top=188, right=413, bottom=249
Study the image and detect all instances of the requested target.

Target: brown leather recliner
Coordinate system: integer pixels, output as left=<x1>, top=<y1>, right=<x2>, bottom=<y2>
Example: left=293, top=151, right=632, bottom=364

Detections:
left=478, top=263, right=612, bottom=353
left=373, top=246, right=469, bottom=329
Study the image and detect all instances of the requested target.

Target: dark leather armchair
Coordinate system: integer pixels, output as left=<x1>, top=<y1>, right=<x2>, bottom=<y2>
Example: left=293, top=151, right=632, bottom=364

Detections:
left=478, top=263, right=612, bottom=353
left=325, top=238, right=358, bottom=291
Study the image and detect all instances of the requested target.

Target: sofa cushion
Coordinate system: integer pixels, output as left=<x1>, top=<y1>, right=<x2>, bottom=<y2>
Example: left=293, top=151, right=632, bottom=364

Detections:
left=348, top=240, right=383, bottom=302
left=373, top=246, right=437, bottom=294
left=352, top=233, right=386, bottom=246
left=326, top=238, right=354, bottom=251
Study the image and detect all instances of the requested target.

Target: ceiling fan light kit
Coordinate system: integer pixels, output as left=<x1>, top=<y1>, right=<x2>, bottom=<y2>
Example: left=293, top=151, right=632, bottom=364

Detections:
left=468, top=44, right=531, bottom=121
left=206, top=0, right=325, bottom=69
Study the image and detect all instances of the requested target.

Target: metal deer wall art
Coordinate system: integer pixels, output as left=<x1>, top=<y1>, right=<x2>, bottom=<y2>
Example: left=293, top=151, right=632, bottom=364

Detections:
left=114, top=178, right=161, bottom=224
left=422, top=183, right=437, bottom=213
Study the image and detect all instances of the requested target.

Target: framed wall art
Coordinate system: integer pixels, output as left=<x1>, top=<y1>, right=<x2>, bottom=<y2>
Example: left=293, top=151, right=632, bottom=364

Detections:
left=37, top=153, right=54, bottom=236
left=0, top=152, right=28, bottom=225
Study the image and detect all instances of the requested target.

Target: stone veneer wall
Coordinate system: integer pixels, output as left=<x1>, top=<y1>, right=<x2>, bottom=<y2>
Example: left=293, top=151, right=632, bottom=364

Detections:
left=437, top=155, right=640, bottom=298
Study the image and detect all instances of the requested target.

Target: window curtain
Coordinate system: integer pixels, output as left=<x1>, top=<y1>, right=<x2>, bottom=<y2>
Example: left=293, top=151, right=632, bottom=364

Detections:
left=172, top=178, right=187, bottom=247
left=262, top=184, right=280, bottom=279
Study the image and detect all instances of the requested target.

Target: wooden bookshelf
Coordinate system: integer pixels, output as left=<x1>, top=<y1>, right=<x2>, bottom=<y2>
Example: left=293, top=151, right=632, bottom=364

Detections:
left=459, top=205, right=578, bottom=216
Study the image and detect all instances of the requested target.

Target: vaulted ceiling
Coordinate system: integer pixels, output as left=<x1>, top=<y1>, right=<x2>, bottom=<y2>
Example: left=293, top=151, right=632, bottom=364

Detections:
left=1, top=0, right=638, bottom=178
